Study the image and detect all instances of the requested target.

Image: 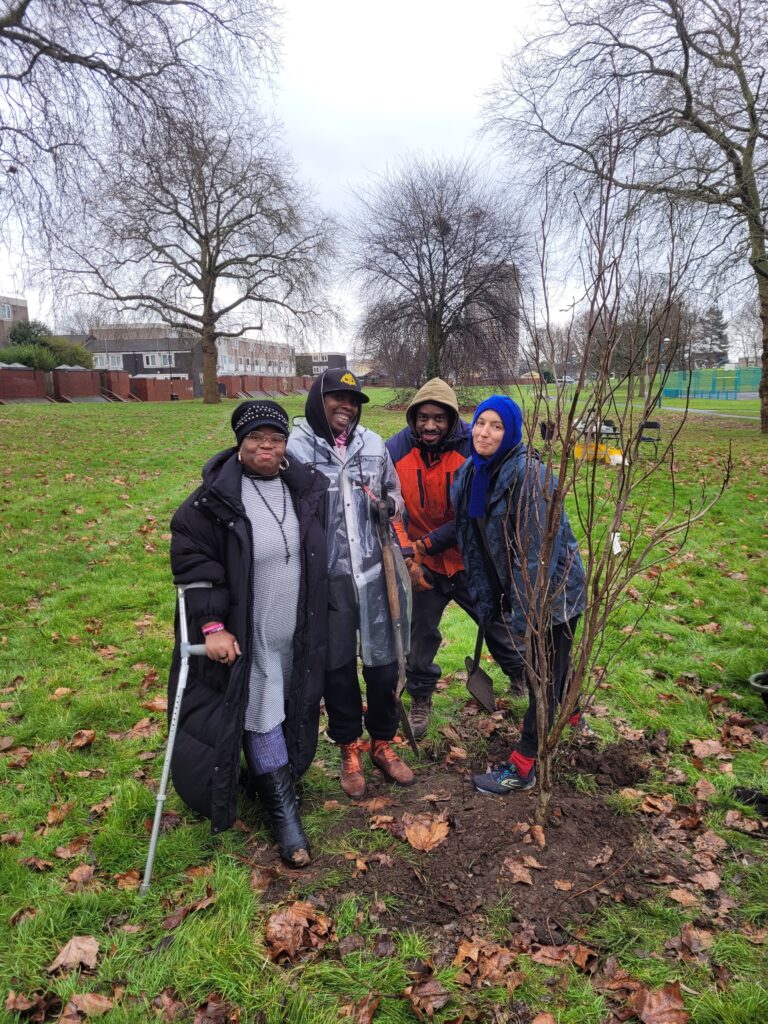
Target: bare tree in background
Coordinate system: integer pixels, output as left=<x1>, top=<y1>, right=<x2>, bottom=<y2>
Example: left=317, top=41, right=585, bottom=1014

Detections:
left=0, top=0, right=276, bottom=220
left=731, top=296, right=763, bottom=365
left=487, top=0, right=768, bottom=431
left=346, top=156, right=526, bottom=383
left=51, top=103, right=335, bottom=403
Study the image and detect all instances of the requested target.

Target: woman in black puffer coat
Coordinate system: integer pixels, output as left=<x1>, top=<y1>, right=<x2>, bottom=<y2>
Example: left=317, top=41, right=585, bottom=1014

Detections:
left=167, top=401, right=328, bottom=866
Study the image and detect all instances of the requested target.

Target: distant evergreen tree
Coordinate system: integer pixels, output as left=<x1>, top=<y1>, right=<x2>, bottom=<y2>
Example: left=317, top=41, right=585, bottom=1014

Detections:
left=698, top=305, right=729, bottom=352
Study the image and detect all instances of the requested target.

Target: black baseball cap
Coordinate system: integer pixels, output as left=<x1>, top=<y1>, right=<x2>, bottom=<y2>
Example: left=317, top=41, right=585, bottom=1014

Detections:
left=320, top=367, right=369, bottom=403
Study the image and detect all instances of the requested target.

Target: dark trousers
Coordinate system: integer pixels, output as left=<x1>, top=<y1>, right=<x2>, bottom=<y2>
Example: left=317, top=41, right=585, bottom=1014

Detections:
left=517, top=617, right=578, bottom=758
left=324, top=658, right=399, bottom=744
left=406, top=570, right=525, bottom=698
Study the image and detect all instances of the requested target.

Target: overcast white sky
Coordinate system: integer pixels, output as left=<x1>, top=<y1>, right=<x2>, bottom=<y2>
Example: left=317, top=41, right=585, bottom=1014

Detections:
left=272, top=0, right=534, bottom=210
left=267, top=0, right=536, bottom=351
left=2, top=0, right=535, bottom=348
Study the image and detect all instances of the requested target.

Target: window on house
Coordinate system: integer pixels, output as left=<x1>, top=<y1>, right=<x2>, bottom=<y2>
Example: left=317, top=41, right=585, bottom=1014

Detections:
left=0, top=304, right=11, bottom=320
left=143, top=352, right=173, bottom=368
left=93, top=354, right=107, bottom=369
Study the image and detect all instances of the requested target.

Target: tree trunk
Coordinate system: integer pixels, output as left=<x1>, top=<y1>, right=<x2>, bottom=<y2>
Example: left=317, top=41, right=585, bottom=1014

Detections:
left=757, top=271, right=768, bottom=433
left=426, top=322, right=441, bottom=379
left=201, top=315, right=220, bottom=405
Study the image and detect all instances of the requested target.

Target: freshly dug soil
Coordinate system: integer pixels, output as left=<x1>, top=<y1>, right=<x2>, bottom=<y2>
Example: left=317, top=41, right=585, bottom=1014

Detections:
left=300, top=736, right=654, bottom=945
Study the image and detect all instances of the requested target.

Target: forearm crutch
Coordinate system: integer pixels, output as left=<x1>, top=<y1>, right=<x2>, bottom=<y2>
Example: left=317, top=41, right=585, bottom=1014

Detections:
left=140, top=582, right=210, bottom=895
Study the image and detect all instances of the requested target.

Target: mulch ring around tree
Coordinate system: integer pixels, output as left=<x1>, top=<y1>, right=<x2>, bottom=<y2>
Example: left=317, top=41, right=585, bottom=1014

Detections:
left=311, top=735, right=653, bottom=946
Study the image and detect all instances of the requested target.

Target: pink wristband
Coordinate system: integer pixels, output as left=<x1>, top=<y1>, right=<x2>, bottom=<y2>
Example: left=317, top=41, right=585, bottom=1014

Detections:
left=202, top=622, right=225, bottom=636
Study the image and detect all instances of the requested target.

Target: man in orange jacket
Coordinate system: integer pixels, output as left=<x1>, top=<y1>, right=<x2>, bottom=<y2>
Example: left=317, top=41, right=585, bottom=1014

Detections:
left=386, top=379, right=525, bottom=738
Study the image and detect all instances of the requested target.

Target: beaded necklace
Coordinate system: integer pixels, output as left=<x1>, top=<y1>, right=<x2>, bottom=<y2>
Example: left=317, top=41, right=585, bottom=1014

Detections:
left=248, top=475, right=291, bottom=564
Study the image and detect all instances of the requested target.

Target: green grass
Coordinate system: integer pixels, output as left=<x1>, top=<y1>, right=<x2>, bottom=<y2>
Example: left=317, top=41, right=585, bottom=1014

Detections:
left=0, top=392, right=767, bottom=1022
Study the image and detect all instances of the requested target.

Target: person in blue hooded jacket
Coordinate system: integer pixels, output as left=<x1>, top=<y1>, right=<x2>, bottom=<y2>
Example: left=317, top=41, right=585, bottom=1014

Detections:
left=453, top=395, right=586, bottom=794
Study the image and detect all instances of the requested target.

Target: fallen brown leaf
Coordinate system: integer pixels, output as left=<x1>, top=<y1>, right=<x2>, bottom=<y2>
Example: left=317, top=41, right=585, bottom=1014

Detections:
left=21, top=856, right=53, bottom=872
left=55, top=835, right=90, bottom=859
left=151, top=988, right=186, bottom=1021
left=47, top=935, right=100, bottom=974
left=690, top=870, right=721, bottom=892
left=141, top=696, right=168, bottom=713
left=9, top=907, right=37, bottom=927
left=445, top=745, right=468, bottom=765
left=250, top=865, right=280, bottom=892
left=628, top=980, right=690, bottom=1024
left=641, top=793, right=676, bottom=815
left=588, top=845, right=614, bottom=868
left=502, top=858, right=533, bottom=885
left=679, top=923, right=714, bottom=955
left=69, top=729, right=96, bottom=749
left=193, top=994, right=237, bottom=1023
left=108, top=716, right=160, bottom=741
left=694, top=778, right=717, bottom=801
left=47, top=801, right=75, bottom=825
left=530, top=824, right=546, bottom=849
left=338, top=992, right=381, bottom=1023
left=264, top=900, right=334, bottom=962
left=402, top=810, right=450, bottom=852
left=668, top=888, right=699, bottom=908
left=162, top=885, right=216, bottom=930
left=358, top=796, right=396, bottom=811
left=96, top=645, right=121, bottom=659
left=68, top=864, right=96, bottom=889
left=688, top=738, right=725, bottom=759
left=554, top=879, right=574, bottom=891
left=69, top=992, right=114, bottom=1016
left=403, top=977, right=451, bottom=1018
left=114, top=869, right=141, bottom=890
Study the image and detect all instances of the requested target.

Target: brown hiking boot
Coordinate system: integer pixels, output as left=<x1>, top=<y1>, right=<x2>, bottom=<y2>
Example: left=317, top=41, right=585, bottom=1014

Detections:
left=370, top=739, right=415, bottom=786
left=408, top=694, right=432, bottom=739
left=339, top=741, right=366, bottom=800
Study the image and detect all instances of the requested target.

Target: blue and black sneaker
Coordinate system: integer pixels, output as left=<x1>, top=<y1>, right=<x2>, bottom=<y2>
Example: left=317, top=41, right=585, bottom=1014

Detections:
left=472, top=761, right=537, bottom=795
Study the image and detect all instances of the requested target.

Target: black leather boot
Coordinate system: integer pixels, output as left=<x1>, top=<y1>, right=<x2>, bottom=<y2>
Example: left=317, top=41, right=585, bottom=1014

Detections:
left=252, top=764, right=311, bottom=868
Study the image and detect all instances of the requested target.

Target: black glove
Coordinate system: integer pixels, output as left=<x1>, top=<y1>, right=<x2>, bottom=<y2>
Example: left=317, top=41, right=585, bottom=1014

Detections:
left=371, top=494, right=396, bottom=520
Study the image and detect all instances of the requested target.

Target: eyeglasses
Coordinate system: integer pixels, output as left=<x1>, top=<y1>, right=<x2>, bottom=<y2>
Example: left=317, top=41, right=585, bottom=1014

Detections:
left=243, top=431, right=286, bottom=447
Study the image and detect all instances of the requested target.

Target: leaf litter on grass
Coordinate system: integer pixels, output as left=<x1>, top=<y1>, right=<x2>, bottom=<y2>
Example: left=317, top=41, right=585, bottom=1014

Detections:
left=1, top=403, right=767, bottom=1022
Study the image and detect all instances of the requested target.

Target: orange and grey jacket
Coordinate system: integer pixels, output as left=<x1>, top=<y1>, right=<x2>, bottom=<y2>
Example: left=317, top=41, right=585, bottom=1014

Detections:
left=385, top=378, right=471, bottom=578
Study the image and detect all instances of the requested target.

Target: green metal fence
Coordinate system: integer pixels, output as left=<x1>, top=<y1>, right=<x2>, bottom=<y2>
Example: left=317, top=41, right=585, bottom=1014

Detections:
left=663, top=367, right=761, bottom=400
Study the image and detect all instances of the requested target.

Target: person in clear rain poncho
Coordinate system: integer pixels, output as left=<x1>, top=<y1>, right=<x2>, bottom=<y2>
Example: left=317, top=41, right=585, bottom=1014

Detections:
left=288, top=369, right=414, bottom=799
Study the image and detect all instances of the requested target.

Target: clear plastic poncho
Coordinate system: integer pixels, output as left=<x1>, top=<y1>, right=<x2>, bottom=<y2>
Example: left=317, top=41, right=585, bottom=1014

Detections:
left=288, top=420, right=410, bottom=669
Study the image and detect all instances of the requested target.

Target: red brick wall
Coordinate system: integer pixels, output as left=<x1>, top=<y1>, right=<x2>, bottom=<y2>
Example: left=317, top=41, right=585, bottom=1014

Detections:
left=52, top=369, right=101, bottom=399
left=100, top=371, right=131, bottom=399
left=172, top=379, right=195, bottom=400
left=130, top=377, right=195, bottom=401
left=218, top=375, right=241, bottom=398
left=130, top=378, right=172, bottom=402
left=0, top=367, right=46, bottom=400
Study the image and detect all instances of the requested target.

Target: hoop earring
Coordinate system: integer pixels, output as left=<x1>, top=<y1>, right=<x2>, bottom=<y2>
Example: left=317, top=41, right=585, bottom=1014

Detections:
left=280, top=456, right=290, bottom=471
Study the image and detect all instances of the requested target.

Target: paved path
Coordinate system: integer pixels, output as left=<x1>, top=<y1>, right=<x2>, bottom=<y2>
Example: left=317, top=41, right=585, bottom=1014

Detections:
left=660, top=405, right=760, bottom=422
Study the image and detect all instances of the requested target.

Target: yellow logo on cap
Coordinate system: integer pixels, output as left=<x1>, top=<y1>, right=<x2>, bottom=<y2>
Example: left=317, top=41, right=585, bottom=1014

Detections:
left=340, top=372, right=356, bottom=386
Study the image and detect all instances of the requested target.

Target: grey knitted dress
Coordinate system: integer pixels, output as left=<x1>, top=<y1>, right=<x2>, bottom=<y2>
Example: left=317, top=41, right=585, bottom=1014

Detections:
left=241, top=474, right=301, bottom=734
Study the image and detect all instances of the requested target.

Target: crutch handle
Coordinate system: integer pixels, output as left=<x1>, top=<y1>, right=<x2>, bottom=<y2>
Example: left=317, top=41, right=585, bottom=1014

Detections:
left=184, top=644, right=207, bottom=657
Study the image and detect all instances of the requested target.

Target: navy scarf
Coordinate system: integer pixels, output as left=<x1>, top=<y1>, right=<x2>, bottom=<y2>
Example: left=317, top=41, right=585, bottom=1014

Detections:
left=469, top=395, right=523, bottom=518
